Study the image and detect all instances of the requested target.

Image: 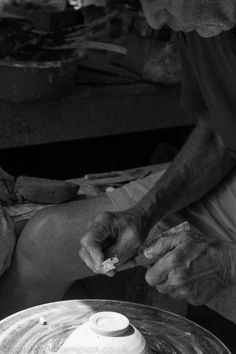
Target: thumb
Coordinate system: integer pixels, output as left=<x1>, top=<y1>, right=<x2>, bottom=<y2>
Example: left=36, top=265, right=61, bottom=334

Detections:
left=144, top=234, right=182, bottom=259
left=106, top=235, right=140, bottom=266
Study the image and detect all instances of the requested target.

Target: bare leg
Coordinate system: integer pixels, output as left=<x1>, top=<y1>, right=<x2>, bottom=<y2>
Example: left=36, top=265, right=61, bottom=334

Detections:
left=0, top=195, right=117, bottom=318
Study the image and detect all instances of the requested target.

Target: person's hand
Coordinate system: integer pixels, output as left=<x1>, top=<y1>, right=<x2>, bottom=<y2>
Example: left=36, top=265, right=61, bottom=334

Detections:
left=144, top=230, right=234, bottom=305
left=79, top=209, right=148, bottom=276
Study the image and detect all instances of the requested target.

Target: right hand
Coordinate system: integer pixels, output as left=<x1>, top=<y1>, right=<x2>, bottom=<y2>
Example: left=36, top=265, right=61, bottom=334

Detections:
left=144, top=229, right=234, bottom=305
left=79, top=209, right=148, bottom=275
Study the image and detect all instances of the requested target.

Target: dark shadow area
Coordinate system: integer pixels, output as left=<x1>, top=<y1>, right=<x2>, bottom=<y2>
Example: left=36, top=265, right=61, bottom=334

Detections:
left=187, top=305, right=236, bottom=353
left=0, top=126, right=193, bottom=179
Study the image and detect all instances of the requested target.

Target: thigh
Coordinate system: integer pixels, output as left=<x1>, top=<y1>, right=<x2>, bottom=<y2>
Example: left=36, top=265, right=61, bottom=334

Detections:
left=16, top=195, right=117, bottom=283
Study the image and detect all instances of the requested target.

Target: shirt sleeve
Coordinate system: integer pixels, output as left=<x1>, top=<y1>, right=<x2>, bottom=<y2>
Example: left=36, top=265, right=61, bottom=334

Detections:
left=178, top=32, right=208, bottom=115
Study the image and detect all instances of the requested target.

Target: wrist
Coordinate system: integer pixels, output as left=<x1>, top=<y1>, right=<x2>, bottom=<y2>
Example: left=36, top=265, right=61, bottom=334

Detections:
left=127, top=202, right=161, bottom=238
left=131, top=193, right=166, bottom=229
left=123, top=206, right=149, bottom=238
left=208, top=243, right=236, bottom=287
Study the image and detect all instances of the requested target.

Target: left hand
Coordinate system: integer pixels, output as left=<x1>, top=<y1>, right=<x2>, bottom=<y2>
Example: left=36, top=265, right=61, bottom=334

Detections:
left=79, top=208, right=149, bottom=275
left=144, top=230, right=234, bottom=305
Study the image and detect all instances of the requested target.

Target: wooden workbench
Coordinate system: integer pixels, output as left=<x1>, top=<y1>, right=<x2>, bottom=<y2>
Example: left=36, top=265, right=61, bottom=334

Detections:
left=0, top=83, right=195, bottom=149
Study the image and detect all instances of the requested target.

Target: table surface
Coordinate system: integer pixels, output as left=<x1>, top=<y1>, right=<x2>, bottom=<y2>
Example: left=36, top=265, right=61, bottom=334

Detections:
left=0, top=83, right=195, bottom=149
left=8, top=163, right=169, bottom=224
left=0, top=299, right=230, bottom=353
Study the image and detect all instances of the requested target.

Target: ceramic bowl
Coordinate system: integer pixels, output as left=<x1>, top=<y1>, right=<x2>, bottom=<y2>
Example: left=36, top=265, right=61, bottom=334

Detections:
left=58, top=311, right=152, bottom=354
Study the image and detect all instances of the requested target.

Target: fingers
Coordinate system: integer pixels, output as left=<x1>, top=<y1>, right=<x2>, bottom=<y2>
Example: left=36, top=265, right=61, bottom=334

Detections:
left=146, top=260, right=193, bottom=300
left=143, top=228, right=223, bottom=304
left=79, top=238, right=104, bottom=273
left=107, top=232, right=140, bottom=266
left=155, top=268, right=190, bottom=296
left=144, top=235, right=197, bottom=297
left=79, top=212, right=118, bottom=273
left=144, top=229, right=206, bottom=261
left=117, top=259, right=138, bottom=272
left=145, top=249, right=219, bottom=304
left=105, top=270, right=116, bottom=277
left=144, top=231, right=189, bottom=260
left=79, top=241, right=116, bottom=276
left=145, top=252, right=177, bottom=287
left=87, top=212, right=118, bottom=243
left=79, top=210, right=140, bottom=275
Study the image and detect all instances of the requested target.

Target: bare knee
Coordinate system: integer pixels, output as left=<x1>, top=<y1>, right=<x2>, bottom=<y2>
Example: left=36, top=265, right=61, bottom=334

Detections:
left=14, top=207, right=70, bottom=284
left=15, top=196, right=114, bottom=283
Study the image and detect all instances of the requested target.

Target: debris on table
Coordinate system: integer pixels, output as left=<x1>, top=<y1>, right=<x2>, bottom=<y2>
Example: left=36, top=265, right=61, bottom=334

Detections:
left=39, top=316, right=48, bottom=326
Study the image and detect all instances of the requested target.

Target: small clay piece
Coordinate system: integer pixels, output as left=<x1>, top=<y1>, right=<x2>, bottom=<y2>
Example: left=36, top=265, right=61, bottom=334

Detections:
left=39, top=316, right=47, bottom=326
left=102, top=256, right=119, bottom=273
left=15, top=176, right=79, bottom=204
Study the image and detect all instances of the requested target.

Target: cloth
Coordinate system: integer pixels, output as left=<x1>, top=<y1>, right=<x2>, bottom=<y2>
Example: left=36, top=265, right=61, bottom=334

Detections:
left=106, top=167, right=236, bottom=323
left=68, top=0, right=105, bottom=9
left=140, top=0, right=236, bottom=38
left=179, top=30, right=236, bottom=159
left=0, top=206, right=16, bottom=276
left=12, top=0, right=66, bottom=11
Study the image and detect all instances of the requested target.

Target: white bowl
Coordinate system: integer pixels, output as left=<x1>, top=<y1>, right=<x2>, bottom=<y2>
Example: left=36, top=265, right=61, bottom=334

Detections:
left=58, top=311, right=152, bottom=354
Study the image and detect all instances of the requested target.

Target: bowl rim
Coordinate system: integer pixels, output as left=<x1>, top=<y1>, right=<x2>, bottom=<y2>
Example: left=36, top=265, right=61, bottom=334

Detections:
left=0, top=56, right=80, bottom=69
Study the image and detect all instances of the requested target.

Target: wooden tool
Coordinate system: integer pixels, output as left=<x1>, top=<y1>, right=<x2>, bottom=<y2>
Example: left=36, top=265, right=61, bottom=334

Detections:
left=109, top=222, right=191, bottom=273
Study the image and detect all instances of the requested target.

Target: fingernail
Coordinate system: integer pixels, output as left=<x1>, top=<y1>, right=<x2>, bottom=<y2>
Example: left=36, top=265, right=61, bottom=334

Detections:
left=144, top=249, right=153, bottom=259
left=106, top=271, right=116, bottom=277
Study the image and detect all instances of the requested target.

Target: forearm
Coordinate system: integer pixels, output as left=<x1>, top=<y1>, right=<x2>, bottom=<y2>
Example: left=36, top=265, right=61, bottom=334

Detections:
left=133, top=116, right=236, bottom=230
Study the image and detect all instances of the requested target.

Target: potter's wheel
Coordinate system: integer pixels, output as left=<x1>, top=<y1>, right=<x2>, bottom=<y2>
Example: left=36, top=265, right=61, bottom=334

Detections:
left=0, top=299, right=230, bottom=353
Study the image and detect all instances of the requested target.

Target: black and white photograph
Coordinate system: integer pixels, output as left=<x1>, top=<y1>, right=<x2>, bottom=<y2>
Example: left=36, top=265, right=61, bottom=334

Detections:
left=0, top=0, right=235, bottom=353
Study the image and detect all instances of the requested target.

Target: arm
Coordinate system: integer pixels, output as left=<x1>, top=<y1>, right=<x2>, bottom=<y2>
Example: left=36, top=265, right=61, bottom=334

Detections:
left=79, top=115, right=236, bottom=274
left=133, top=116, right=236, bottom=231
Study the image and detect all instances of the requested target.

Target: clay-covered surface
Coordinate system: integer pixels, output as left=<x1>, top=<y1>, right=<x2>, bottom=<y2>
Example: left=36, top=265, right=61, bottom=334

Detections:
left=0, top=299, right=230, bottom=353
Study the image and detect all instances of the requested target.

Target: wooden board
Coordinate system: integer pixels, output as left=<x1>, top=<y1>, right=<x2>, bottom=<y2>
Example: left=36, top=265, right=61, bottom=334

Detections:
left=0, top=299, right=230, bottom=353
